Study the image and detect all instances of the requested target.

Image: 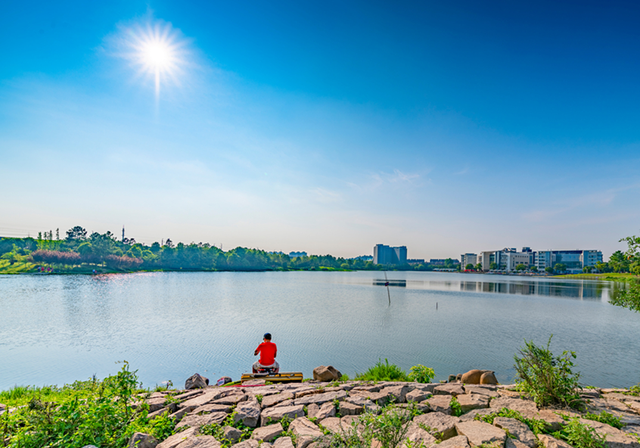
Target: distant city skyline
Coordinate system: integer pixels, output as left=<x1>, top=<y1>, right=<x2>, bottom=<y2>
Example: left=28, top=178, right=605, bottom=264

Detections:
left=1, top=1, right=639, bottom=259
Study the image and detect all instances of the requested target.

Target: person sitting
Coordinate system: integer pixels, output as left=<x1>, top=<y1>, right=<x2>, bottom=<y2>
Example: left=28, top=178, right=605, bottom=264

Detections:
left=253, top=333, right=279, bottom=373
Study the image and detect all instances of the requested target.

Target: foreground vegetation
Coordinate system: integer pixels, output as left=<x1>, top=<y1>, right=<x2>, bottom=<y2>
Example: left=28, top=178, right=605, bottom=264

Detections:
left=2, top=338, right=638, bottom=448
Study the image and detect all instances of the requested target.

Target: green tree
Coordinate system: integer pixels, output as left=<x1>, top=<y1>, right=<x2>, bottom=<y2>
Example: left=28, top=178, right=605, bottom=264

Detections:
left=516, top=264, right=526, bottom=271
left=465, top=263, right=474, bottom=270
left=475, top=263, right=483, bottom=271
left=490, top=262, right=497, bottom=270
left=66, top=226, right=87, bottom=241
left=531, top=266, right=538, bottom=272
left=554, top=263, right=566, bottom=273
left=609, top=234, right=640, bottom=312
left=545, top=266, right=554, bottom=274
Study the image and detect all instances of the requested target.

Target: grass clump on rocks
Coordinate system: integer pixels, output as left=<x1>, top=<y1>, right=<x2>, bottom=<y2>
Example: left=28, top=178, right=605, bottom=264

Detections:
left=354, top=359, right=409, bottom=382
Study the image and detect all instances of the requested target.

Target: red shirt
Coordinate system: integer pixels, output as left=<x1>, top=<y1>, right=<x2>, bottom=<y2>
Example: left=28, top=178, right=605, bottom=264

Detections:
left=255, top=341, right=277, bottom=365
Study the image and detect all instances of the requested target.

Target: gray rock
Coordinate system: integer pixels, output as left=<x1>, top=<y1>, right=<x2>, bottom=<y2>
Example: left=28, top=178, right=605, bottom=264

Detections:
left=425, top=395, right=453, bottom=414
left=406, top=389, right=432, bottom=403
left=435, top=384, right=466, bottom=396
left=403, top=421, right=437, bottom=447
left=176, top=412, right=227, bottom=430
left=223, top=426, right=243, bottom=443
left=191, top=404, right=234, bottom=415
left=587, top=397, right=632, bottom=415
left=128, top=432, right=158, bottom=448
left=537, top=435, right=574, bottom=448
left=175, top=390, right=205, bottom=401
left=437, top=435, right=471, bottom=448
left=465, top=386, right=500, bottom=398
left=148, top=397, right=168, bottom=412
left=180, top=390, right=229, bottom=412
left=518, top=410, right=564, bottom=432
left=454, top=421, right=507, bottom=447
left=262, top=392, right=295, bottom=408
left=316, top=402, right=336, bottom=419
left=313, top=366, right=342, bottom=382
left=213, top=394, right=247, bottom=406
left=231, top=440, right=260, bottom=448
left=157, top=427, right=199, bottom=448
left=340, top=400, right=364, bottom=415
left=185, top=374, right=209, bottom=390
left=169, top=408, right=189, bottom=422
left=458, top=408, right=494, bottom=422
left=506, top=438, right=532, bottom=448
left=493, top=417, right=536, bottom=448
left=175, top=435, right=221, bottom=448
left=295, top=391, right=347, bottom=406
left=382, top=385, right=410, bottom=403
left=272, top=437, right=295, bottom=448
left=234, top=400, right=261, bottom=428
left=290, top=417, right=324, bottom=448
left=306, top=403, right=320, bottom=418
left=251, top=423, right=283, bottom=442
left=261, top=404, right=305, bottom=426
left=413, top=412, right=461, bottom=440
left=457, top=394, right=490, bottom=413
left=580, top=419, right=640, bottom=448
left=489, top=397, right=537, bottom=413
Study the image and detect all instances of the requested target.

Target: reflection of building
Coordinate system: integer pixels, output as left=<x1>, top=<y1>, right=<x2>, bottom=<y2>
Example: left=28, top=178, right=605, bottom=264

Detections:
left=461, top=253, right=477, bottom=268
left=535, top=250, right=603, bottom=272
left=373, top=244, right=407, bottom=265
left=458, top=279, right=603, bottom=299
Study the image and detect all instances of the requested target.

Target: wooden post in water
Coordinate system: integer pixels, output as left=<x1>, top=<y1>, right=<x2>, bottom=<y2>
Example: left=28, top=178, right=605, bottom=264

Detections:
left=384, top=271, right=391, bottom=306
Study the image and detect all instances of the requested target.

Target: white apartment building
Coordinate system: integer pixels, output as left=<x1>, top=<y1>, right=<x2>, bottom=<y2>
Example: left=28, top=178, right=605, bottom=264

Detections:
left=461, top=253, right=477, bottom=268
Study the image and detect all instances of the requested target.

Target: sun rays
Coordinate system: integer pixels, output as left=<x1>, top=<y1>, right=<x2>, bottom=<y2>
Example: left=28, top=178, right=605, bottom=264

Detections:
left=118, top=20, right=188, bottom=101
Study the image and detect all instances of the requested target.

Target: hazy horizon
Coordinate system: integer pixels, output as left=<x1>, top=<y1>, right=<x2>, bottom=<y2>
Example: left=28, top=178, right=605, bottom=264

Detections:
left=2, top=1, right=639, bottom=260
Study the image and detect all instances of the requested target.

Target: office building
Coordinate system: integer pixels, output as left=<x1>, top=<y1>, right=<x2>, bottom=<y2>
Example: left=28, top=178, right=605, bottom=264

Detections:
left=535, top=250, right=603, bottom=272
left=373, top=244, right=408, bottom=265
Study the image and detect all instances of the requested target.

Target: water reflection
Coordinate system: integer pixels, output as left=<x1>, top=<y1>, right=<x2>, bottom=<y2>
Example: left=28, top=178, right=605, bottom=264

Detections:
left=373, top=276, right=624, bottom=301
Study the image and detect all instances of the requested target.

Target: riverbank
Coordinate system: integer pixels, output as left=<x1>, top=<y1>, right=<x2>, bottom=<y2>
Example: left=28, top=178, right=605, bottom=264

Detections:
left=3, top=373, right=640, bottom=448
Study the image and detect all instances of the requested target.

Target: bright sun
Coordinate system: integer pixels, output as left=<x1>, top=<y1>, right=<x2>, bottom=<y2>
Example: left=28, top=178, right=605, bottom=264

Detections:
left=124, top=21, right=186, bottom=99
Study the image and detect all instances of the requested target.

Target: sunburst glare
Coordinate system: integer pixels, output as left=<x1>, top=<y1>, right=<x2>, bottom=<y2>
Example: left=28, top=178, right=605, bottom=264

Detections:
left=119, top=20, right=188, bottom=101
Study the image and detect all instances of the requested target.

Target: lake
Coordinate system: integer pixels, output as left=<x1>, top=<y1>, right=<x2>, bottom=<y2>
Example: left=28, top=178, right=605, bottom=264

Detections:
left=0, top=271, right=638, bottom=390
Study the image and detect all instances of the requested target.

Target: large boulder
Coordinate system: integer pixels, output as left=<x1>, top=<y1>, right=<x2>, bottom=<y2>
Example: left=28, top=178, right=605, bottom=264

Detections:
left=434, top=384, right=465, bottom=396
left=437, top=435, right=471, bottom=448
left=457, top=394, right=489, bottom=413
left=489, top=397, right=537, bottom=414
left=295, top=390, right=347, bottom=406
left=272, top=437, right=295, bottom=448
left=480, top=372, right=498, bottom=385
left=262, top=392, right=294, bottom=408
left=185, top=373, right=209, bottom=390
left=128, top=432, right=158, bottom=448
left=404, top=422, right=437, bottom=447
left=425, top=395, right=454, bottom=414
left=290, top=417, right=324, bottom=448
left=313, top=366, right=341, bottom=382
left=461, top=370, right=485, bottom=385
left=316, top=402, right=336, bottom=419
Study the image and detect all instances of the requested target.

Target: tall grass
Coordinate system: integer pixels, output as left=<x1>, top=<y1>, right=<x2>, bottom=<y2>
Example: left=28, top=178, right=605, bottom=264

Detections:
left=354, top=359, right=409, bottom=382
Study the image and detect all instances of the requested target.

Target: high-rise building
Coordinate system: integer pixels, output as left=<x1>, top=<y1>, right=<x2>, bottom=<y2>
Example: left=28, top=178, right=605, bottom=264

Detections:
left=373, top=244, right=408, bottom=265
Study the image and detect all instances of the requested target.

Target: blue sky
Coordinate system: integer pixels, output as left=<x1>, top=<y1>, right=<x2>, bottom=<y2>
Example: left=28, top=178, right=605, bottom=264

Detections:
left=1, top=0, right=639, bottom=258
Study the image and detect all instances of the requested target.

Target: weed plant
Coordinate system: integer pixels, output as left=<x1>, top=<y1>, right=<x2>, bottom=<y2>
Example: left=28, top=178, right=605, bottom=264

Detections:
left=514, top=336, right=583, bottom=409
left=449, top=396, right=463, bottom=417
left=200, top=411, right=252, bottom=448
left=553, top=418, right=607, bottom=448
left=583, top=411, right=623, bottom=429
left=476, top=408, right=547, bottom=435
left=355, top=359, right=409, bottom=382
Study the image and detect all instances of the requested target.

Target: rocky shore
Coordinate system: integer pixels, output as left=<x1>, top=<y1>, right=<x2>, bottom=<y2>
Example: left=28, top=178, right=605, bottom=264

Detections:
left=126, top=377, right=640, bottom=448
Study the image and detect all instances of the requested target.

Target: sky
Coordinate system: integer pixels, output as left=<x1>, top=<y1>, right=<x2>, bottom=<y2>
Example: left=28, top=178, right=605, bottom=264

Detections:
left=1, top=0, right=639, bottom=259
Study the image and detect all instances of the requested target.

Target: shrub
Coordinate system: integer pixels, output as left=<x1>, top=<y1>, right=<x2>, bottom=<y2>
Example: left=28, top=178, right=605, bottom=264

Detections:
left=355, top=359, right=409, bottom=382
left=0, top=362, right=175, bottom=448
left=513, top=336, right=582, bottom=409
left=450, top=396, right=462, bottom=417
left=408, top=365, right=435, bottom=384
left=476, top=407, right=547, bottom=435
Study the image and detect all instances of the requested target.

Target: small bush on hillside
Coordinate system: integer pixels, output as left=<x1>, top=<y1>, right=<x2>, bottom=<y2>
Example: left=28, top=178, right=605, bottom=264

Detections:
left=514, top=336, right=583, bottom=409
left=583, top=411, right=623, bottom=429
left=355, top=359, right=409, bottom=382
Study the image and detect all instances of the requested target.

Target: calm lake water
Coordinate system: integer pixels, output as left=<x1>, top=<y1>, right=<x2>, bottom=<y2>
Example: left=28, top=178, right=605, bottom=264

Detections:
left=0, top=271, right=637, bottom=390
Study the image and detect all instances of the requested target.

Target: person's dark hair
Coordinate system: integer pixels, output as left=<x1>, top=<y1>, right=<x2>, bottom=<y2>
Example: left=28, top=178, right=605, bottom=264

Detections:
left=263, top=333, right=272, bottom=340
